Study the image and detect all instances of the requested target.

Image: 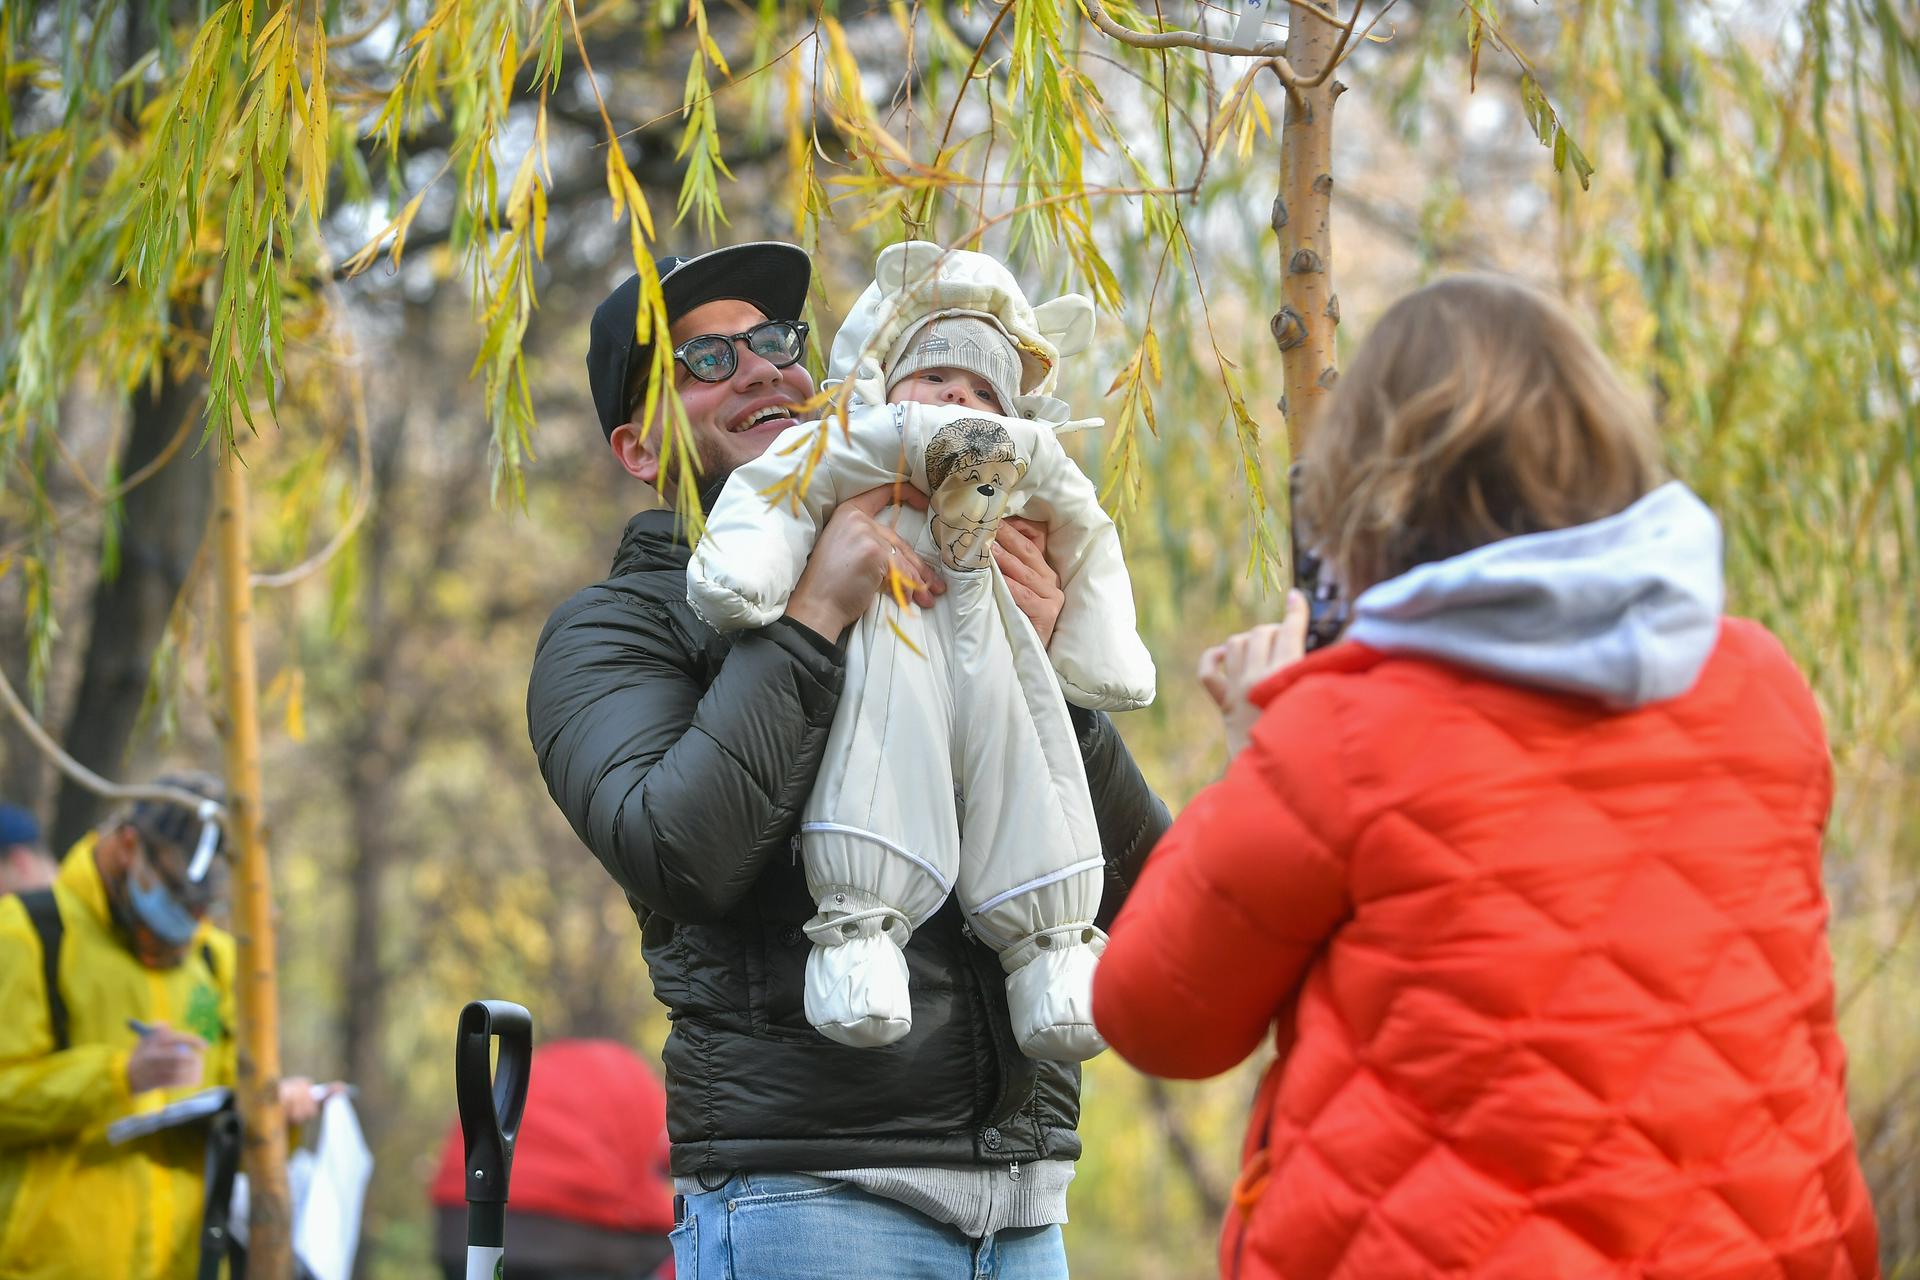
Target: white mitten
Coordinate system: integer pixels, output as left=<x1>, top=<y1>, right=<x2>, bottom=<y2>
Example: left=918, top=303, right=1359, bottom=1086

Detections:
left=803, top=890, right=914, bottom=1048
left=1000, top=924, right=1108, bottom=1062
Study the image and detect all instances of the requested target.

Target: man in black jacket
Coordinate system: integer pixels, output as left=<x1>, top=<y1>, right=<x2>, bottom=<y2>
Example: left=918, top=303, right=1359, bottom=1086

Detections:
left=527, top=242, right=1169, bottom=1279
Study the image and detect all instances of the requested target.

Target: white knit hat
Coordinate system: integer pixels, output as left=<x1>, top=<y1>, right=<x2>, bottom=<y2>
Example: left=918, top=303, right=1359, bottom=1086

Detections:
left=885, top=317, right=1023, bottom=415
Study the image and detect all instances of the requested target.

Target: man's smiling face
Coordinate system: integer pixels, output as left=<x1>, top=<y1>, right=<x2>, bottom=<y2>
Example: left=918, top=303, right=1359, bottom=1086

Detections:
left=611, top=298, right=815, bottom=494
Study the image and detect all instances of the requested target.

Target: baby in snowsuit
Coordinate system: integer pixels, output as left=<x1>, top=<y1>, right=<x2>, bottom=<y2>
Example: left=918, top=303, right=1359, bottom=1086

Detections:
left=687, top=242, right=1155, bottom=1061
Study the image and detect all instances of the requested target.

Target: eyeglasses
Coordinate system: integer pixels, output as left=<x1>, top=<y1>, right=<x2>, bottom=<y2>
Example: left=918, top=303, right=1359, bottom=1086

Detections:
left=672, top=320, right=809, bottom=384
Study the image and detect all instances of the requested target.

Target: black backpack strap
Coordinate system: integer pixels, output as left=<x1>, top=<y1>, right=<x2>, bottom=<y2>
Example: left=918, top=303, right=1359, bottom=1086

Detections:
left=17, top=888, right=69, bottom=1052
left=198, top=1105, right=243, bottom=1280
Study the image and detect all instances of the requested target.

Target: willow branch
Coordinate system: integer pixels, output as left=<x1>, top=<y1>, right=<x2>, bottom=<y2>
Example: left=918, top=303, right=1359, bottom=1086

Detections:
left=1296, top=0, right=1395, bottom=89
left=1201, top=55, right=1282, bottom=158
left=250, top=312, right=375, bottom=589
left=0, top=398, right=200, bottom=563
left=326, top=0, right=399, bottom=48
left=0, top=659, right=229, bottom=821
left=940, top=180, right=1199, bottom=248
left=915, top=0, right=1016, bottom=229
left=1081, top=0, right=1302, bottom=84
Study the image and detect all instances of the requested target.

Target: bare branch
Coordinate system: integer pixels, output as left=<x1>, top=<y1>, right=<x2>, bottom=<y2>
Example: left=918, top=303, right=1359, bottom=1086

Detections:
left=251, top=305, right=375, bottom=590
left=1143, top=1077, right=1228, bottom=1221
left=1080, top=0, right=1302, bottom=87
left=1297, top=0, right=1397, bottom=89
left=0, top=657, right=232, bottom=822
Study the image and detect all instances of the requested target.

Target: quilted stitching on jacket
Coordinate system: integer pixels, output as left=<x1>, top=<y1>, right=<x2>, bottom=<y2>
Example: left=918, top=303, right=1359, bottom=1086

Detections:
left=1093, top=619, right=1878, bottom=1279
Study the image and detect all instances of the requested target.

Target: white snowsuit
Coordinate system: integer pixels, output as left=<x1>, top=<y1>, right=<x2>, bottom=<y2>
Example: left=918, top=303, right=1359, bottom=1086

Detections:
left=686, top=243, right=1156, bottom=1061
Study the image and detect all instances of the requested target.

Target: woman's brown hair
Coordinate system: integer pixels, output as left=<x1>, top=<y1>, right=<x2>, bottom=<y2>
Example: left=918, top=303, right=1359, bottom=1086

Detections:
left=1299, top=274, right=1665, bottom=597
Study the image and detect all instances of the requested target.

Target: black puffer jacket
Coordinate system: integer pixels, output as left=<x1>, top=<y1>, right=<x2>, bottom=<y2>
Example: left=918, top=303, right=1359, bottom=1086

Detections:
left=527, top=507, right=1170, bottom=1178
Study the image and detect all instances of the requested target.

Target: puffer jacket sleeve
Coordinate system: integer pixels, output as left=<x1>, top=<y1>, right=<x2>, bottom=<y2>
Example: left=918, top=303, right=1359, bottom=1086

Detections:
left=0, top=900, right=131, bottom=1147
left=1093, top=678, right=1354, bottom=1079
left=527, top=591, right=844, bottom=924
left=1017, top=432, right=1155, bottom=712
left=688, top=409, right=911, bottom=631
left=1074, top=707, right=1172, bottom=930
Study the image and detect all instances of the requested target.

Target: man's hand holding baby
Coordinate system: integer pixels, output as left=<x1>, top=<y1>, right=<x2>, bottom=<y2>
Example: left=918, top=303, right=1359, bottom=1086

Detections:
left=994, top=519, right=1064, bottom=649
left=785, top=486, right=944, bottom=640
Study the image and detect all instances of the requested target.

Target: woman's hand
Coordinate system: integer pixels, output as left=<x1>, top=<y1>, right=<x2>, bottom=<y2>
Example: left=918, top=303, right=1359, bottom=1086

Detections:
left=993, top=517, right=1065, bottom=648
left=1198, top=590, right=1310, bottom=758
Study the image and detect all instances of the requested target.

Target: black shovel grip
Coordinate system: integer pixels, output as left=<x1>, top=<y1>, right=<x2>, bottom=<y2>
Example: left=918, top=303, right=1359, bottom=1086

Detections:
left=455, top=999, right=532, bottom=1247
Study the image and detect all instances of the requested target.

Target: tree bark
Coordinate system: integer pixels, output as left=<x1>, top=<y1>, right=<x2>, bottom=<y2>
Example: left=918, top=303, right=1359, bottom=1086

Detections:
left=338, top=403, right=409, bottom=1124
left=0, top=589, right=49, bottom=816
left=1271, top=3, right=1345, bottom=454
left=213, top=444, right=293, bottom=1278
left=1143, top=1076, right=1228, bottom=1223
left=1646, top=0, right=1685, bottom=411
left=51, top=366, right=209, bottom=854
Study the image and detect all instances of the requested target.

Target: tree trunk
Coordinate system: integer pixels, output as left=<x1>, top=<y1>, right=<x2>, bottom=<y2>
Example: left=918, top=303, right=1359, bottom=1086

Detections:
left=1271, top=3, right=1345, bottom=454
left=0, top=590, right=49, bottom=816
left=338, top=404, right=409, bottom=1129
left=51, top=366, right=209, bottom=854
left=212, top=446, right=293, bottom=1278
left=1646, top=0, right=1685, bottom=410
left=1143, top=1076, right=1227, bottom=1223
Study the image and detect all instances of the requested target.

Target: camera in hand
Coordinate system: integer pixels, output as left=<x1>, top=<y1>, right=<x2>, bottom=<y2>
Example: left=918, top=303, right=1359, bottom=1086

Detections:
left=1289, top=463, right=1348, bottom=652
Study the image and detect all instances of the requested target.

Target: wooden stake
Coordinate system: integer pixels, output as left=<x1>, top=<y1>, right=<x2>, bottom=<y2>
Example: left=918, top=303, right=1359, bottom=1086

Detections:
left=212, top=441, right=293, bottom=1277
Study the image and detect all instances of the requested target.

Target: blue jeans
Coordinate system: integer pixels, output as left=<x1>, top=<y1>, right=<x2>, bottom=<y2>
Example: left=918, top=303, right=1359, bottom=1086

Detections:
left=669, top=1172, right=1070, bottom=1280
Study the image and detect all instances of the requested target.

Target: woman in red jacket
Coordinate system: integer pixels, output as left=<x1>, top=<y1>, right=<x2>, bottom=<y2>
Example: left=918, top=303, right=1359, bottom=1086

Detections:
left=1092, top=275, right=1878, bottom=1279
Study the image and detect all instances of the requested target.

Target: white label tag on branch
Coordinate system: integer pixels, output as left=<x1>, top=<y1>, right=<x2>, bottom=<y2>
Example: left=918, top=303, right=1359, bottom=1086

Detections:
left=1232, top=0, right=1266, bottom=49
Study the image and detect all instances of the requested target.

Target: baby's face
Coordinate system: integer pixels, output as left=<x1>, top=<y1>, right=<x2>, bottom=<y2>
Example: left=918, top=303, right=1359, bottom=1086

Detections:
left=888, top=366, right=1007, bottom=415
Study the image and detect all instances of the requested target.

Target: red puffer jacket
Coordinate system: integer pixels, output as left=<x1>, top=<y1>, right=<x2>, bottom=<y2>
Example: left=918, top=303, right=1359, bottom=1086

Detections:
left=1093, top=622, right=1878, bottom=1279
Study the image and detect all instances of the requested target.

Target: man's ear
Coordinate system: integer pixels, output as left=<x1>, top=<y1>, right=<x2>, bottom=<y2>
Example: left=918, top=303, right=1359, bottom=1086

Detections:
left=610, top=422, right=660, bottom=486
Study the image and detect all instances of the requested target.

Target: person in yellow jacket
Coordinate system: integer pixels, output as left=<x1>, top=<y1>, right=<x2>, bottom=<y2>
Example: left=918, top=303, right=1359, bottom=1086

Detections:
left=0, top=772, right=326, bottom=1280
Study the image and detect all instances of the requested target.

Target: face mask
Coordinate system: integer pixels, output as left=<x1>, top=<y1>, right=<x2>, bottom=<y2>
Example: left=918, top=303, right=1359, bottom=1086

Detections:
left=128, top=874, right=200, bottom=947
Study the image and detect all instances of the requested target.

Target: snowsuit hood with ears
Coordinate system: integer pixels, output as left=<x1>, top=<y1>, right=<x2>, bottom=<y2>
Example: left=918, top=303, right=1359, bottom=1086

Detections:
left=828, top=242, right=1098, bottom=422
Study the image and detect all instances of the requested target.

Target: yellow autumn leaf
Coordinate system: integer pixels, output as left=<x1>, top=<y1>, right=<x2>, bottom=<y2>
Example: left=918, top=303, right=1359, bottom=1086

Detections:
left=505, top=147, right=537, bottom=226
left=498, top=30, right=517, bottom=104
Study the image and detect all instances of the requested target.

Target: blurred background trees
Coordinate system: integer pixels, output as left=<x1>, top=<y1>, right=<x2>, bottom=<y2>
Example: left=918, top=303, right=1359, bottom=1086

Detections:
left=2, top=0, right=1916, bottom=1274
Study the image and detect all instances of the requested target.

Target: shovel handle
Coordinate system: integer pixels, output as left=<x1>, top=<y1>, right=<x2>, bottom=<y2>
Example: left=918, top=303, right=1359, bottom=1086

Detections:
left=455, top=999, right=532, bottom=1258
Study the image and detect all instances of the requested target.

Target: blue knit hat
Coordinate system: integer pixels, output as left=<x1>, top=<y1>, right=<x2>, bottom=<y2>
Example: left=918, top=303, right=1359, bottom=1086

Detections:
left=0, top=803, right=42, bottom=849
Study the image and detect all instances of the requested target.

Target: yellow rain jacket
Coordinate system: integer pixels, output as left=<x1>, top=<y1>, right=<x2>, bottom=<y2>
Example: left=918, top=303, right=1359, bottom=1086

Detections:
left=0, top=836, right=236, bottom=1280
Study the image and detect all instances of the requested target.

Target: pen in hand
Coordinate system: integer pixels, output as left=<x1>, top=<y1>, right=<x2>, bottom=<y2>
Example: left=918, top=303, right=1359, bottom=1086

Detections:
left=123, top=1019, right=206, bottom=1095
left=125, top=1019, right=203, bottom=1056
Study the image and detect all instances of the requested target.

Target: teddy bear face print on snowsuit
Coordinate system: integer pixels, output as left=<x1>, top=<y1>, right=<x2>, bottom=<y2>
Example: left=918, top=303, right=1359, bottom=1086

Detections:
left=925, top=418, right=1029, bottom=572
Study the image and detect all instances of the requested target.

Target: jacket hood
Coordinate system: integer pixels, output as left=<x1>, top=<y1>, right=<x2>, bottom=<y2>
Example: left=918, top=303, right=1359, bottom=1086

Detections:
left=57, top=832, right=114, bottom=929
left=1343, top=481, right=1725, bottom=708
left=827, top=242, right=1099, bottom=426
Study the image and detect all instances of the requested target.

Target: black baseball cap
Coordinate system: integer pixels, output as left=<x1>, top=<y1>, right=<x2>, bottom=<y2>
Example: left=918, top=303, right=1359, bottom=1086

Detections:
left=586, top=242, right=812, bottom=438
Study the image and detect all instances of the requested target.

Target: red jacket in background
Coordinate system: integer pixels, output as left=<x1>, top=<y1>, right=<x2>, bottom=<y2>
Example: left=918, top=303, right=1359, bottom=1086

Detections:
left=1094, top=622, right=1878, bottom=1279
left=430, top=1038, right=673, bottom=1235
